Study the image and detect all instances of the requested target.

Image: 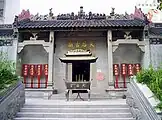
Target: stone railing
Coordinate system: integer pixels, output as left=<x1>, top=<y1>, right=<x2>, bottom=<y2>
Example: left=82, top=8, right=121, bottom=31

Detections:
left=126, top=77, right=161, bottom=120
left=0, top=80, right=25, bottom=120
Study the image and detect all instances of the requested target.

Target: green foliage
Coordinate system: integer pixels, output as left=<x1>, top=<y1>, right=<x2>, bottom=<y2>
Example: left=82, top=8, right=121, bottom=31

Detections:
left=0, top=51, right=19, bottom=91
left=136, top=65, right=162, bottom=110
left=159, top=0, right=162, bottom=10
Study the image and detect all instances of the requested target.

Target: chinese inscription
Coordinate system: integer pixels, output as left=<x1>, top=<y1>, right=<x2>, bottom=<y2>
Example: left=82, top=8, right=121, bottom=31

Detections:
left=66, top=82, right=90, bottom=89
left=67, top=40, right=95, bottom=50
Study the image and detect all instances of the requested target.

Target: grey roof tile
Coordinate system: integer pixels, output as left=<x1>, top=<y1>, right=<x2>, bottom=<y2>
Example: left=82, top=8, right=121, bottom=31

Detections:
left=17, top=19, right=146, bottom=29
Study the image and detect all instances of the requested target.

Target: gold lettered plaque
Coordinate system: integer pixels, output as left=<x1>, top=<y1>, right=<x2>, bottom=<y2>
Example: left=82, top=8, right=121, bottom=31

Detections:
left=75, top=41, right=80, bottom=48
left=68, top=40, right=74, bottom=50
left=67, top=40, right=96, bottom=52
left=81, top=41, right=87, bottom=49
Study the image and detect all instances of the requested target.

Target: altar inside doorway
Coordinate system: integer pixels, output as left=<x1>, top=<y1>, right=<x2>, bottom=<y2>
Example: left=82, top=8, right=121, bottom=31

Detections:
left=59, top=49, right=98, bottom=101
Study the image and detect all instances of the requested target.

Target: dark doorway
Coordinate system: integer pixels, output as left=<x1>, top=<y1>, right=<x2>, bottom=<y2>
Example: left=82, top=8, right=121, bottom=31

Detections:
left=72, top=61, right=90, bottom=82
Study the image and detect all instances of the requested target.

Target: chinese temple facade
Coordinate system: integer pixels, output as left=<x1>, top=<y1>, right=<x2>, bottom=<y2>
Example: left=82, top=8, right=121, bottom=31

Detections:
left=13, top=7, right=151, bottom=95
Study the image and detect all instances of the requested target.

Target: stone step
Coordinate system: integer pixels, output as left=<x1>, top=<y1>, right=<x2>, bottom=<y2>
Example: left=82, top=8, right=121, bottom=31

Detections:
left=14, top=118, right=135, bottom=120
left=16, top=112, right=133, bottom=118
left=23, top=104, right=129, bottom=108
left=20, top=107, right=130, bottom=113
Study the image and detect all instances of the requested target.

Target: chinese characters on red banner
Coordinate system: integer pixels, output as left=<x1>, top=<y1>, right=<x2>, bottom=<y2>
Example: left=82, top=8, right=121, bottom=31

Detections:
left=22, top=64, right=48, bottom=88
left=113, top=64, right=119, bottom=88
left=128, top=64, right=133, bottom=76
left=37, top=64, right=42, bottom=88
left=121, top=63, right=127, bottom=88
left=44, top=64, right=48, bottom=88
left=22, top=64, right=28, bottom=76
left=121, top=63, right=127, bottom=75
left=135, top=63, right=141, bottom=74
left=113, top=64, right=119, bottom=76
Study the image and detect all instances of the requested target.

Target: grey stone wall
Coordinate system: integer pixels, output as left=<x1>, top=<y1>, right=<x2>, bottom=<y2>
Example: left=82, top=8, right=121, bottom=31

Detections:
left=150, top=45, right=162, bottom=68
left=0, top=39, right=17, bottom=62
left=20, top=45, right=48, bottom=88
left=113, top=44, right=143, bottom=87
left=126, top=77, right=161, bottom=120
left=54, top=31, right=108, bottom=93
left=0, top=80, right=25, bottom=120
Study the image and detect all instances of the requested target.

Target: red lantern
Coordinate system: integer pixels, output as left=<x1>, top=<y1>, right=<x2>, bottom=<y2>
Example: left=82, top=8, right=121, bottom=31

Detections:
left=36, top=64, right=42, bottom=88
left=44, top=64, right=48, bottom=88
left=135, top=63, right=141, bottom=74
left=29, top=65, right=35, bottom=88
left=128, top=64, right=133, bottom=76
left=113, top=64, right=119, bottom=88
left=22, top=64, right=29, bottom=87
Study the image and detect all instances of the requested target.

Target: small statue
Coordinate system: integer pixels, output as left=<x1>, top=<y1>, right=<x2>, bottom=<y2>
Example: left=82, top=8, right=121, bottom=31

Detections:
left=13, top=16, right=18, bottom=26
left=30, top=33, right=38, bottom=41
left=124, top=34, right=132, bottom=39
left=110, top=7, right=115, bottom=16
left=49, top=8, right=54, bottom=17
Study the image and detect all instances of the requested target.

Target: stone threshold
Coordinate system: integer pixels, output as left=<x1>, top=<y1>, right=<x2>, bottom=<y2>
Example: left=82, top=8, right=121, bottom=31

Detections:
left=105, top=88, right=127, bottom=92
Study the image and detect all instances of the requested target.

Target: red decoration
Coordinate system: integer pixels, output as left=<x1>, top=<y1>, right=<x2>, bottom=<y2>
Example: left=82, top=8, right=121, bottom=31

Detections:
left=36, top=64, right=42, bottom=88
left=121, top=63, right=127, bottom=88
left=29, top=65, right=35, bottom=88
left=134, top=63, right=141, bottom=74
left=44, top=64, right=48, bottom=88
left=121, top=63, right=127, bottom=75
left=113, top=64, right=119, bottom=88
left=22, top=64, right=29, bottom=87
left=18, top=9, right=33, bottom=21
left=96, top=72, right=104, bottom=80
left=128, top=64, right=133, bottom=76
left=113, top=64, right=119, bottom=76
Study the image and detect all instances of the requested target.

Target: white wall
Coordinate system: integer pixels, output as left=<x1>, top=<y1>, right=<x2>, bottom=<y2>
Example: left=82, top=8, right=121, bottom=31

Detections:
left=3, top=0, right=20, bottom=24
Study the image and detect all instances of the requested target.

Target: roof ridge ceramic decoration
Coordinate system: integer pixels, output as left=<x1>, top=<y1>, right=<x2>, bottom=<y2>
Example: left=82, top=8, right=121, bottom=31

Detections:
left=17, top=6, right=147, bottom=22
left=13, top=6, right=149, bottom=29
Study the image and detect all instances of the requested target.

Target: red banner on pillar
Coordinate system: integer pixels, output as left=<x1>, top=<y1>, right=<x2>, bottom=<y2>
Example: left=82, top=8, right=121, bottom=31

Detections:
left=134, top=63, right=141, bottom=74
left=44, top=64, right=48, bottom=88
left=128, top=64, right=133, bottom=76
left=36, top=64, right=42, bottom=88
left=113, top=64, right=119, bottom=88
left=121, top=63, right=127, bottom=88
left=29, top=64, right=35, bottom=88
left=22, top=64, right=29, bottom=87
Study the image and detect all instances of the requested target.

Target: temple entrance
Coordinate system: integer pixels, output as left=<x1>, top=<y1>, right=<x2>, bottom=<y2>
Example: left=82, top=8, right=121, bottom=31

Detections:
left=72, top=61, right=90, bottom=82
left=59, top=49, right=98, bottom=100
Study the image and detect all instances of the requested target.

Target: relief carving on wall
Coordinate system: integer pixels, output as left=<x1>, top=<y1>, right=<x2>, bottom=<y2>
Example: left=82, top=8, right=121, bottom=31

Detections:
left=0, top=39, right=13, bottom=46
left=124, top=31, right=132, bottom=39
left=30, top=33, right=38, bottom=41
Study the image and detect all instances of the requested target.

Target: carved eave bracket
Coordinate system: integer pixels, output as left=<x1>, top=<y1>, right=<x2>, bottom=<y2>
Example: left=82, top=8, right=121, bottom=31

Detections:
left=112, top=39, right=145, bottom=53
left=18, top=40, right=50, bottom=53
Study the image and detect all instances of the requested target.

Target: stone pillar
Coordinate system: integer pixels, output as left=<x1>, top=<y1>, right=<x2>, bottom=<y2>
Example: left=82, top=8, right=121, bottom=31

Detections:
left=47, top=31, right=55, bottom=89
left=143, top=39, right=150, bottom=69
left=107, top=30, right=114, bottom=87
left=142, top=26, right=151, bottom=69
left=68, top=63, right=72, bottom=82
left=65, top=63, right=68, bottom=80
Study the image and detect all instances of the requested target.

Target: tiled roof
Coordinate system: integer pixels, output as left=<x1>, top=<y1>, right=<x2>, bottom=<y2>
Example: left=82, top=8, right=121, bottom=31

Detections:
left=0, top=24, right=13, bottom=29
left=17, top=19, right=146, bottom=29
left=0, top=29, right=13, bottom=37
left=0, top=24, right=13, bottom=37
left=149, top=27, right=162, bottom=36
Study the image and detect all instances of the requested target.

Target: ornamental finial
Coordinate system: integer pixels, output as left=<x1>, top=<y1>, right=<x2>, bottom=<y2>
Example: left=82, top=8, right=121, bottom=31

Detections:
left=49, top=8, right=54, bottom=17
